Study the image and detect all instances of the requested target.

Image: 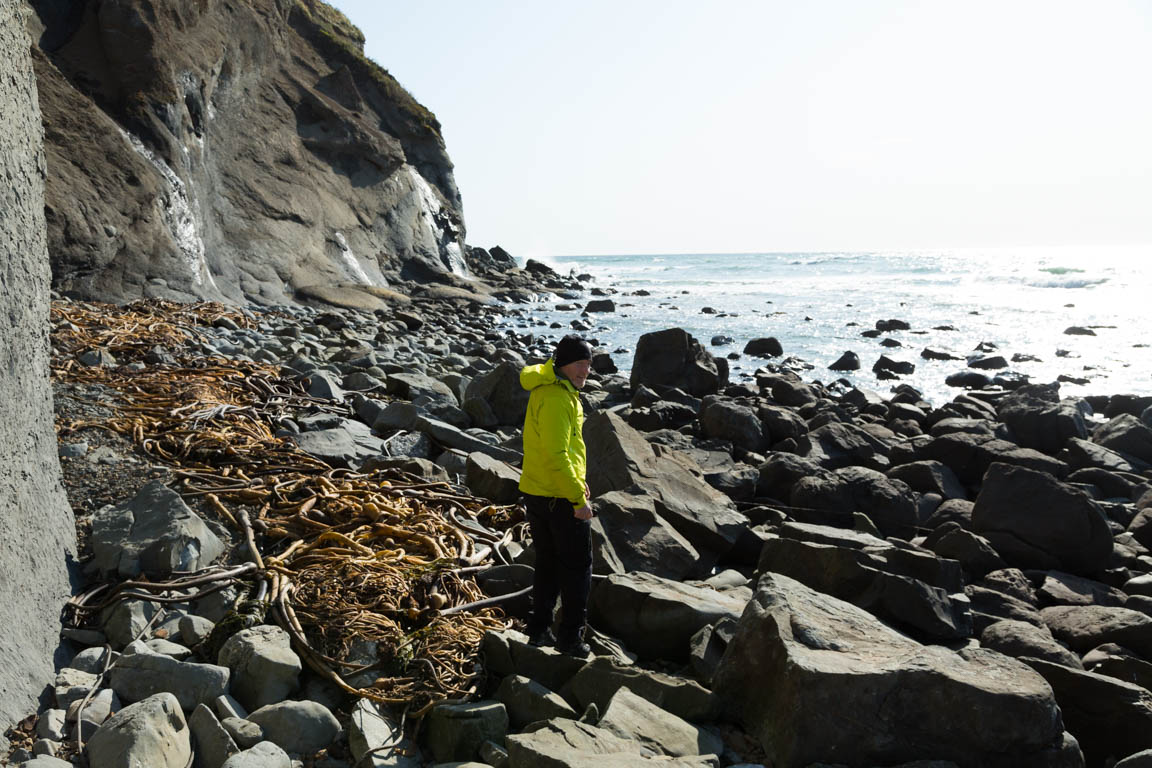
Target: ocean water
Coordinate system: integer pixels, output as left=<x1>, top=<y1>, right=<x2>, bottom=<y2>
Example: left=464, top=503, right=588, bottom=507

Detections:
left=499, top=248, right=1152, bottom=407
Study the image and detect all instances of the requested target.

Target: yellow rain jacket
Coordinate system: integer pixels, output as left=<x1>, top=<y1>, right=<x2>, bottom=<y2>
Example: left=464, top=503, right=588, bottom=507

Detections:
left=518, top=359, right=587, bottom=507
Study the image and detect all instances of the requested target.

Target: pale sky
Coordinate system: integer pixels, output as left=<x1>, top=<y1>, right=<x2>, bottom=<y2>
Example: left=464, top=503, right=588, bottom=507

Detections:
left=330, top=1, right=1152, bottom=258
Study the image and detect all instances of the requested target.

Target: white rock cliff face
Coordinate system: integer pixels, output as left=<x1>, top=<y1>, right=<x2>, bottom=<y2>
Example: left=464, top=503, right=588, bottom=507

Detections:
left=31, top=0, right=468, bottom=304
left=0, top=0, right=76, bottom=750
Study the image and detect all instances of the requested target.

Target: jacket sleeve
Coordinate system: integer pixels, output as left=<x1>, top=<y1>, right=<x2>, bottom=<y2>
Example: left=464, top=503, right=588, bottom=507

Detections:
left=535, top=392, right=587, bottom=507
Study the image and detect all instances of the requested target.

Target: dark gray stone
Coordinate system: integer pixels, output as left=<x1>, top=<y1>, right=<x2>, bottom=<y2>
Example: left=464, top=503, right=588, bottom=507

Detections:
left=979, top=620, right=1082, bottom=669
left=713, top=573, right=1072, bottom=768
left=1095, top=415, right=1152, bottom=466
left=828, top=351, right=860, bottom=371
left=631, top=328, right=724, bottom=397
left=789, top=466, right=918, bottom=539
left=972, top=463, right=1113, bottom=574
left=584, top=412, right=747, bottom=567
left=246, top=700, right=340, bottom=755
left=1023, top=657, right=1152, bottom=768
left=743, top=337, right=783, bottom=358
left=87, top=693, right=192, bottom=768
left=89, top=480, right=225, bottom=579
left=917, top=433, right=1069, bottom=485
left=464, top=452, right=522, bottom=504
left=590, top=491, right=701, bottom=580
left=699, top=400, right=764, bottom=452
left=757, top=532, right=972, bottom=641
left=588, top=573, right=747, bottom=662
left=997, top=385, right=1089, bottom=455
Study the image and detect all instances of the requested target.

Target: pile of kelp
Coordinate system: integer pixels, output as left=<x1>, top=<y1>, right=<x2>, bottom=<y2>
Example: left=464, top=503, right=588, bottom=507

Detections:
left=52, top=299, right=520, bottom=716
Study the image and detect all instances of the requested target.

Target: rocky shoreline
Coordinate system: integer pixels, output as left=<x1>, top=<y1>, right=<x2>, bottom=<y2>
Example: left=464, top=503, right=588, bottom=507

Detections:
left=11, top=257, right=1152, bottom=768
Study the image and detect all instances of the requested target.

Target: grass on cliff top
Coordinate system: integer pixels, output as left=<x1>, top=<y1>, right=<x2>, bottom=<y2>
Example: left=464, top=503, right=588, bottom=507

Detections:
left=293, top=0, right=441, bottom=136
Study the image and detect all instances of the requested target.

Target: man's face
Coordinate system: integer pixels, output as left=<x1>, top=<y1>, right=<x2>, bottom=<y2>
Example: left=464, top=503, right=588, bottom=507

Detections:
left=559, top=359, right=592, bottom=389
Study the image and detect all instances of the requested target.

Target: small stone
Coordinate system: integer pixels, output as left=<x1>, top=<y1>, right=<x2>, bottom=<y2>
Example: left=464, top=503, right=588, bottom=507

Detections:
left=190, top=703, right=240, bottom=768
left=215, top=694, right=249, bottom=721
left=100, top=598, right=159, bottom=649
left=217, top=625, right=302, bottom=711
left=247, top=700, right=340, bottom=754
left=87, top=692, right=192, bottom=768
left=220, top=740, right=292, bottom=768
left=35, top=709, right=68, bottom=741
left=59, top=441, right=88, bottom=457
left=54, top=668, right=98, bottom=710
left=348, top=699, right=422, bottom=767
left=32, top=739, right=58, bottom=757
left=180, top=614, right=216, bottom=646
left=61, top=628, right=107, bottom=646
left=222, top=717, right=265, bottom=749
left=69, top=646, right=119, bottom=674
left=145, top=638, right=194, bottom=659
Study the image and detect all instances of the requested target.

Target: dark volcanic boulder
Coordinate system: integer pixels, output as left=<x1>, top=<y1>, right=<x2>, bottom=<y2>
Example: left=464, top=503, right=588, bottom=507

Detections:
left=979, top=620, right=1083, bottom=668
left=464, top=452, right=521, bottom=504
left=1094, top=415, right=1152, bottom=465
left=742, top=337, right=783, bottom=358
left=589, top=573, right=747, bottom=663
left=998, top=384, right=1089, bottom=455
left=789, top=466, right=918, bottom=538
left=590, top=491, right=701, bottom=581
left=1040, top=606, right=1152, bottom=657
left=1063, top=438, right=1150, bottom=475
left=946, top=371, right=992, bottom=389
left=757, top=405, right=808, bottom=443
left=799, top=422, right=894, bottom=471
left=886, top=460, right=967, bottom=500
left=968, top=355, right=1009, bottom=370
left=699, top=400, right=765, bottom=452
left=623, top=401, right=697, bottom=432
left=828, top=351, right=860, bottom=371
left=631, top=328, right=724, bottom=397
left=972, top=463, right=1112, bottom=574
left=713, top=573, right=1075, bottom=768
left=463, top=361, right=530, bottom=426
left=756, top=453, right=825, bottom=501
left=584, top=412, right=748, bottom=568
left=917, top=432, right=1068, bottom=485
left=1023, top=657, right=1152, bottom=768
left=875, top=319, right=911, bottom=332
left=873, top=355, right=915, bottom=377
left=757, top=532, right=972, bottom=640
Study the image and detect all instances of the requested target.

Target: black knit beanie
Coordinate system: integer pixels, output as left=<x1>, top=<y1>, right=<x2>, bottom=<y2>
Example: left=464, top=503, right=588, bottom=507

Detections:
left=553, top=335, right=593, bottom=369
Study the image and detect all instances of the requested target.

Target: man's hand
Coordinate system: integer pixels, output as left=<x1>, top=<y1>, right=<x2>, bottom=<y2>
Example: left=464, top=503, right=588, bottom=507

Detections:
left=574, top=504, right=593, bottom=521
left=584, top=482, right=591, bottom=498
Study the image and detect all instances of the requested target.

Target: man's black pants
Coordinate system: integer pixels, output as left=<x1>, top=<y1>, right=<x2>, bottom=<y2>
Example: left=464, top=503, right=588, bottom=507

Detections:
left=523, top=493, right=592, bottom=644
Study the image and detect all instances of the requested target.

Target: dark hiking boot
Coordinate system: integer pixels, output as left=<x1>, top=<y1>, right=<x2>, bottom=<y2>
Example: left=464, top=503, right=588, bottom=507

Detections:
left=556, top=638, right=592, bottom=657
left=528, top=628, right=556, bottom=648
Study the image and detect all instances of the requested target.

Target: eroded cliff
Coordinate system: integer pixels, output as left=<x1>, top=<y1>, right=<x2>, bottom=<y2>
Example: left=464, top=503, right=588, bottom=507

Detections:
left=0, top=0, right=76, bottom=750
left=30, top=0, right=467, bottom=304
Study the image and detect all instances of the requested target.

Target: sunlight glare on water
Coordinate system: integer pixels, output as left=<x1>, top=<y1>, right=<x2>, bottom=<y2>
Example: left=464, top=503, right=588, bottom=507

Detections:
left=503, top=247, right=1152, bottom=407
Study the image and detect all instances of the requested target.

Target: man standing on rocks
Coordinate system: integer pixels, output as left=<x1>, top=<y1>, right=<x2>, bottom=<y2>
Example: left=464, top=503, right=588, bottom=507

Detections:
left=519, top=335, right=594, bottom=656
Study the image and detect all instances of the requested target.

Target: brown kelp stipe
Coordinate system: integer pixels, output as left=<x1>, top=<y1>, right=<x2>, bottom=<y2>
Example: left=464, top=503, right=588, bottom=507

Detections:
left=53, top=299, right=522, bottom=718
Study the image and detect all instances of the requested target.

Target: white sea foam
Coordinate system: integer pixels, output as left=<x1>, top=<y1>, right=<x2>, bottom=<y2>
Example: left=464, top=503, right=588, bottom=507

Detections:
left=502, top=249, right=1152, bottom=406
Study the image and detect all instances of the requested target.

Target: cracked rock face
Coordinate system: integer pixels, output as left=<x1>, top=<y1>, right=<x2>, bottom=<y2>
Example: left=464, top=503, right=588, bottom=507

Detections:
left=29, top=0, right=466, bottom=304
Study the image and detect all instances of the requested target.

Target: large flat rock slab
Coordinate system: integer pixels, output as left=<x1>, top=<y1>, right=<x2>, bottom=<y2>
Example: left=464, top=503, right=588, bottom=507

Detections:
left=713, top=573, right=1076, bottom=768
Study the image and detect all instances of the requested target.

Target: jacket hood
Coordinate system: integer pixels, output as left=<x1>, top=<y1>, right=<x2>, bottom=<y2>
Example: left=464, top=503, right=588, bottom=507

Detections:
left=521, top=359, right=564, bottom=391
